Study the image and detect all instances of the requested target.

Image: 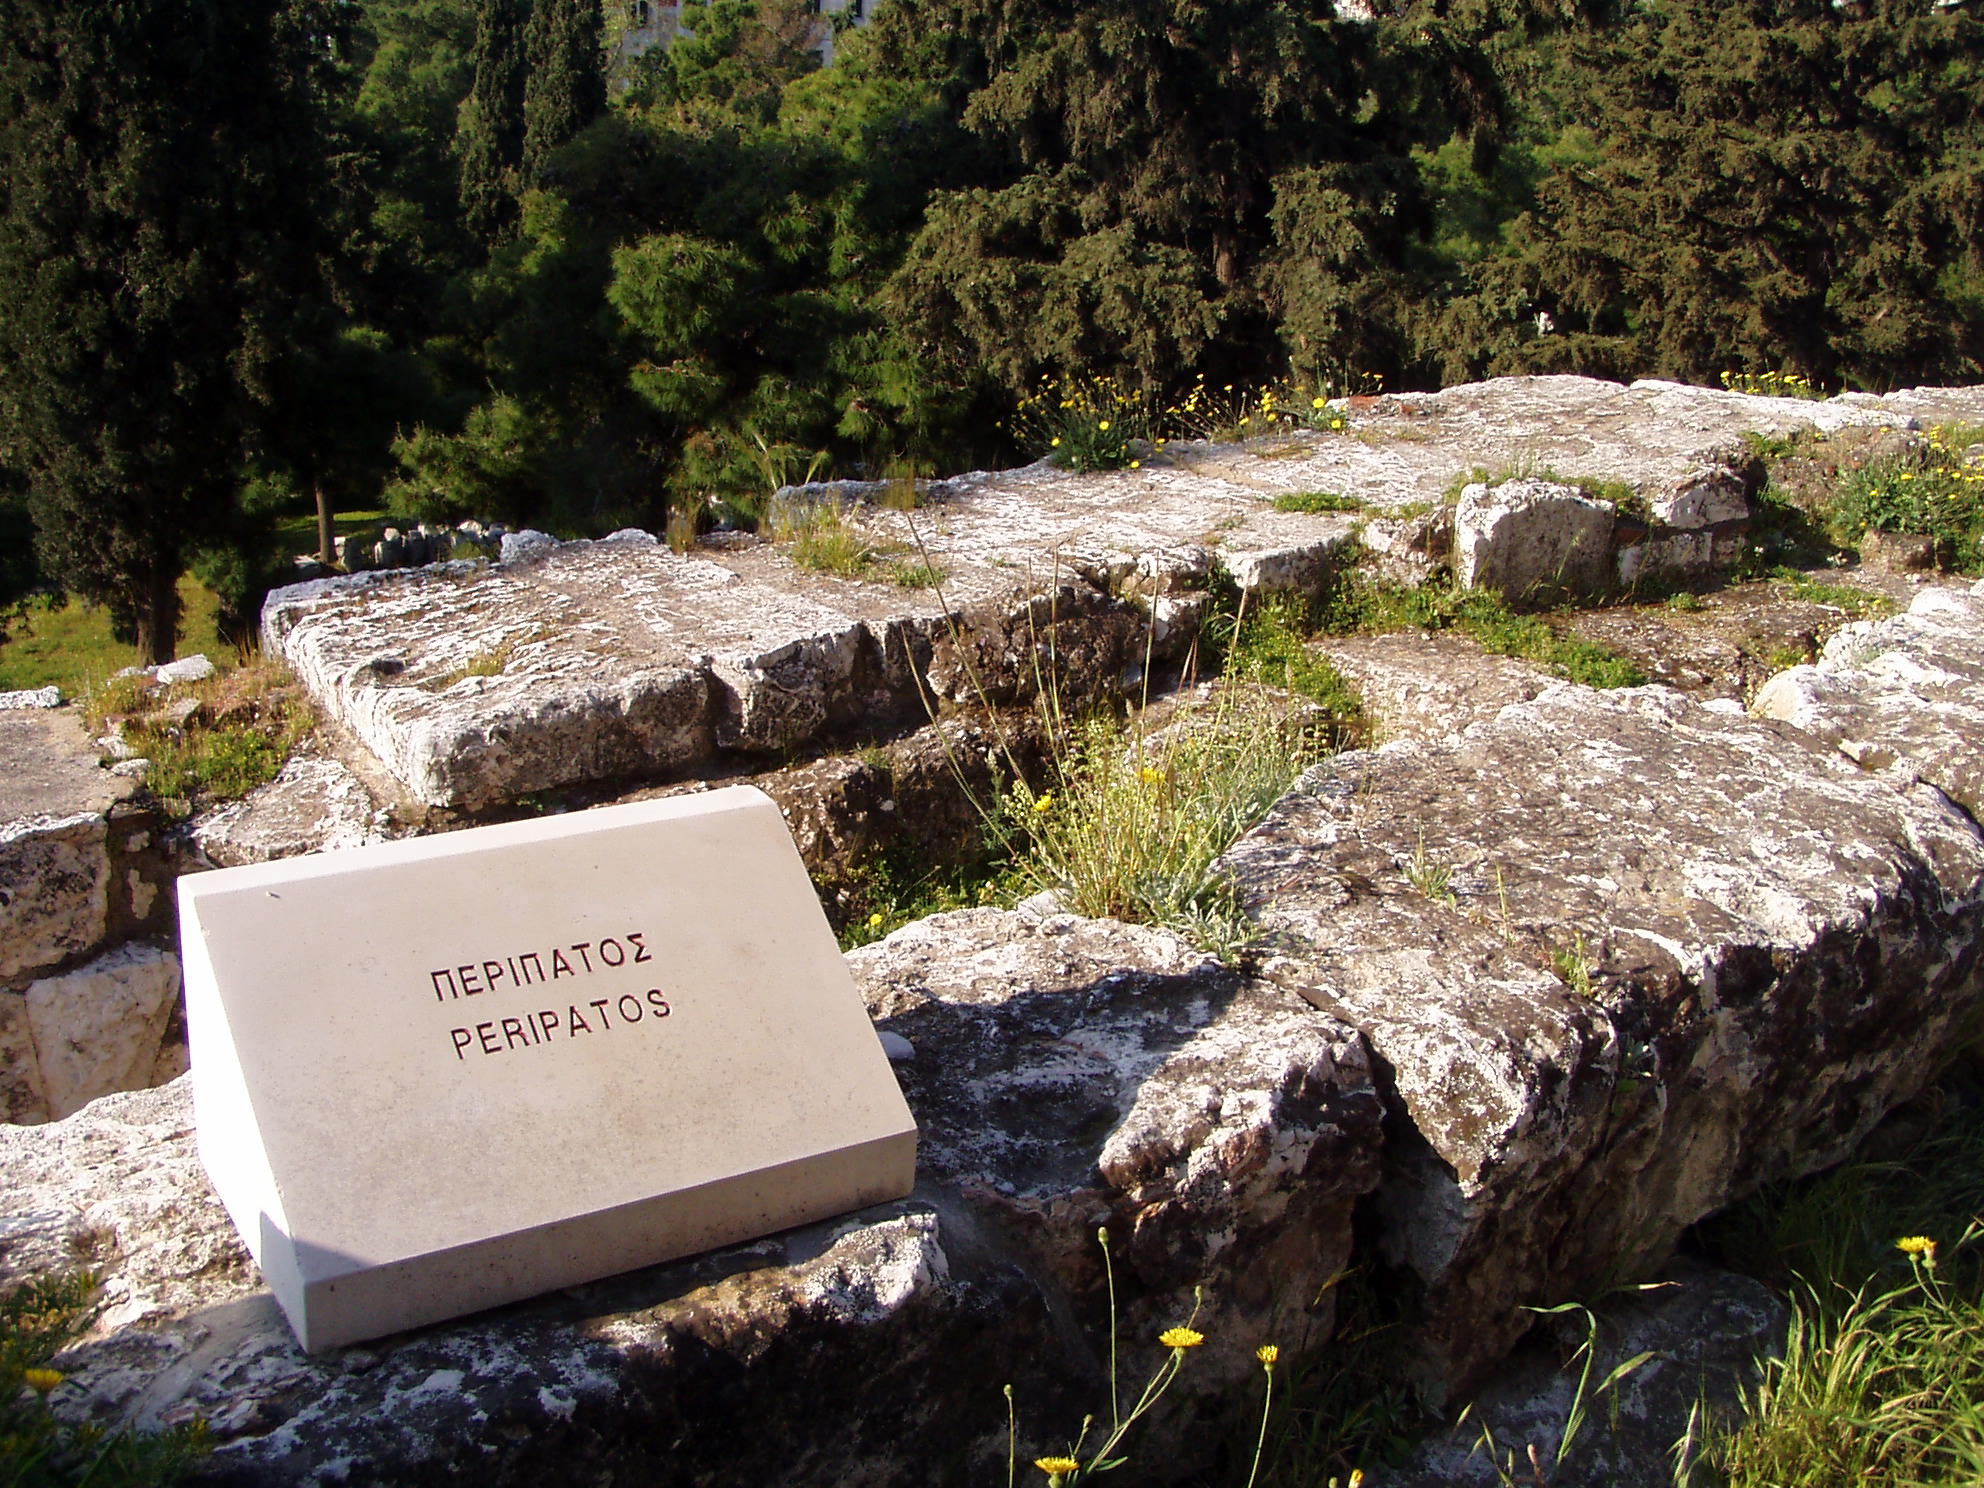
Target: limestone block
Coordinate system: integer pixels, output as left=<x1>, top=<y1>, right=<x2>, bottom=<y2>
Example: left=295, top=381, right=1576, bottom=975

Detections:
left=0, top=812, right=111, bottom=984
left=1310, top=631, right=1551, bottom=743
left=1753, top=582, right=1984, bottom=816
left=1454, top=479, right=1616, bottom=601
left=189, top=751, right=385, bottom=868
left=0, top=990, right=50, bottom=1124
left=1216, top=682, right=1984, bottom=1393
left=0, top=685, right=61, bottom=709
left=850, top=908, right=1385, bottom=1393
left=0, top=1079, right=1071, bottom=1488
left=24, top=943, right=181, bottom=1120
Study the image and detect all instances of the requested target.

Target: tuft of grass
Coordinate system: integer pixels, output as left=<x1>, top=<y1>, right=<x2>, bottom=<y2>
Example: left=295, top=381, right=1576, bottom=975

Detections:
left=427, top=641, right=516, bottom=690
left=1693, top=1086, right=1984, bottom=1486
left=1274, top=491, right=1366, bottom=514
left=1404, top=828, right=1457, bottom=906
left=887, top=560, right=948, bottom=590
left=1001, top=687, right=1331, bottom=959
left=87, top=659, right=314, bottom=816
left=1323, top=576, right=1646, bottom=689
left=767, top=499, right=903, bottom=577
left=1, top=1269, right=210, bottom=1485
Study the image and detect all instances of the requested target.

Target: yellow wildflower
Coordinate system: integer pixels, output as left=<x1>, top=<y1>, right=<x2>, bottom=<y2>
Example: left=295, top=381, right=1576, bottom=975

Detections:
left=1036, top=1459, right=1082, bottom=1482
left=1130, top=460, right=1142, bottom=469
left=1033, top=794, right=1054, bottom=813
left=1312, top=396, right=1327, bottom=410
left=1097, top=420, right=1111, bottom=432
left=1139, top=766, right=1162, bottom=785
left=1051, top=437, right=1061, bottom=447
left=1257, top=1344, right=1280, bottom=1370
left=23, top=1368, right=62, bottom=1394
left=1159, top=1326, right=1204, bottom=1350
left=1898, top=1235, right=1938, bottom=1264
left=867, top=912, right=884, bottom=929
left=1349, top=1473, right=1366, bottom=1488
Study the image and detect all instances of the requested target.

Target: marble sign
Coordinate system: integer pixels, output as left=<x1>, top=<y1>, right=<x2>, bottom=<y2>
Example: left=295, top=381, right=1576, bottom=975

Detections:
left=178, top=787, right=917, bottom=1351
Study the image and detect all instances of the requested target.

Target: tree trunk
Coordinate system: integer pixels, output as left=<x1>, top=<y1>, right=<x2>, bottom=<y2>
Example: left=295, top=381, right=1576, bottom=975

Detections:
left=316, top=480, right=335, bottom=566
left=133, top=560, right=183, bottom=667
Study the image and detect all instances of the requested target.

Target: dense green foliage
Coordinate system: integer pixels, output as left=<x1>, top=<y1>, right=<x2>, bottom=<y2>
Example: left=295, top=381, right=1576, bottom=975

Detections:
left=0, top=0, right=338, bottom=661
left=3, top=0, right=1983, bottom=656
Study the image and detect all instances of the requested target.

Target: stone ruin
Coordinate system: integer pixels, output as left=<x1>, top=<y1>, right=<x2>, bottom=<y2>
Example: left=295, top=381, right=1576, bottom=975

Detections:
left=4, top=374, right=1984, bottom=1485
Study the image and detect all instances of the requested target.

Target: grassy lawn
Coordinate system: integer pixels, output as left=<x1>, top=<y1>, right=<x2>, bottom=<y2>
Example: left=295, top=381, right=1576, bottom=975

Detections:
left=0, top=577, right=229, bottom=697
left=269, top=507, right=387, bottom=558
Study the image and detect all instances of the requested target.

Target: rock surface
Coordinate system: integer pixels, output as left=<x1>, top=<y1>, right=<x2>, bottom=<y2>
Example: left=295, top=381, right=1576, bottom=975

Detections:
left=264, top=377, right=1984, bottom=812
left=1216, top=681, right=1984, bottom=1393
left=2, top=912, right=1384, bottom=1485
left=0, top=812, right=112, bottom=985
left=1453, top=478, right=1616, bottom=600
left=22, top=943, right=182, bottom=1120
left=852, top=908, right=1385, bottom=1392
left=1376, top=1260, right=1788, bottom=1488
left=1753, top=578, right=1984, bottom=816
left=188, top=748, right=389, bottom=868
left=1309, top=632, right=1551, bottom=743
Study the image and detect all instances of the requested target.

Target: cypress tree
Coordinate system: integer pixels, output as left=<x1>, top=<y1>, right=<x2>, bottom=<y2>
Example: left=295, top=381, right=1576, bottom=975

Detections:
left=522, top=0, right=605, bottom=182
left=0, top=0, right=331, bottom=663
left=458, top=0, right=531, bottom=245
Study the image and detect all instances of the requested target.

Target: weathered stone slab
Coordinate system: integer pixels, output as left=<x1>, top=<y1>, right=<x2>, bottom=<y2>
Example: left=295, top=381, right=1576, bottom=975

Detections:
left=0, top=1080, right=1057, bottom=1488
left=0, top=708, right=132, bottom=843
left=264, top=378, right=1977, bottom=813
left=1216, top=682, right=1984, bottom=1392
left=1453, top=478, right=1615, bottom=600
left=23, top=942, right=181, bottom=1121
left=1752, top=580, right=1984, bottom=817
left=1309, top=632, right=1551, bottom=743
left=0, top=811, right=112, bottom=984
left=179, top=788, right=917, bottom=1351
left=188, top=747, right=387, bottom=868
left=851, top=908, right=1385, bottom=1392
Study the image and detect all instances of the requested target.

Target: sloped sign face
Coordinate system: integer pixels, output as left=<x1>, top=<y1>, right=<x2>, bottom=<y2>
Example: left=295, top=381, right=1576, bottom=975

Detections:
left=178, top=787, right=917, bottom=1352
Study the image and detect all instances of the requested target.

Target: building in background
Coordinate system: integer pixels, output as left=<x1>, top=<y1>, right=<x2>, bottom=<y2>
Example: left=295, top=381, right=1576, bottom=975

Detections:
left=614, top=0, right=875, bottom=71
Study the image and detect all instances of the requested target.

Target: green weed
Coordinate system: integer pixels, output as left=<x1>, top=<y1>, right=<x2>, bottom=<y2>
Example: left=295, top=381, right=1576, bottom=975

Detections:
left=1693, top=1087, right=1984, bottom=1486
left=1323, top=577, right=1646, bottom=689
left=1000, top=686, right=1325, bottom=959
left=1828, top=426, right=1984, bottom=572
left=1, top=1269, right=209, bottom=1486
left=88, top=660, right=314, bottom=815
left=768, top=499, right=903, bottom=577
left=1274, top=491, right=1366, bottom=514
left=1404, top=829, right=1457, bottom=906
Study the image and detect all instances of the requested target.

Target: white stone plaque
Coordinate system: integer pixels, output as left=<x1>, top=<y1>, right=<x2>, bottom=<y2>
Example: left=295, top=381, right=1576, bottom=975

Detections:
left=178, top=786, right=917, bottom=1351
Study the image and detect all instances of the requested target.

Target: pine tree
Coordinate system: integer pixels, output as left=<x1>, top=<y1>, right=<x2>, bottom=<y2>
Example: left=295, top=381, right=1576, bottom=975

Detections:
left=458, top=0, right=531, bottom=244
left=522, top=0, right=606, bottom=183
left=0, top=0, right=333, bottom=663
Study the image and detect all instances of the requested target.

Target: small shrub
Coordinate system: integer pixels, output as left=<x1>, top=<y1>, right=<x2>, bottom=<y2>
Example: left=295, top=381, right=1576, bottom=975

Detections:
left=88, top=660, right=313, bottom=816
left=1007, top=375, right=1153, bottom=472
left=1721, top=369, right=1830, bottom=401
left=1828, top=427, right=1984, bottom=572
left=1001, top=688, right=1330, bottom=957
